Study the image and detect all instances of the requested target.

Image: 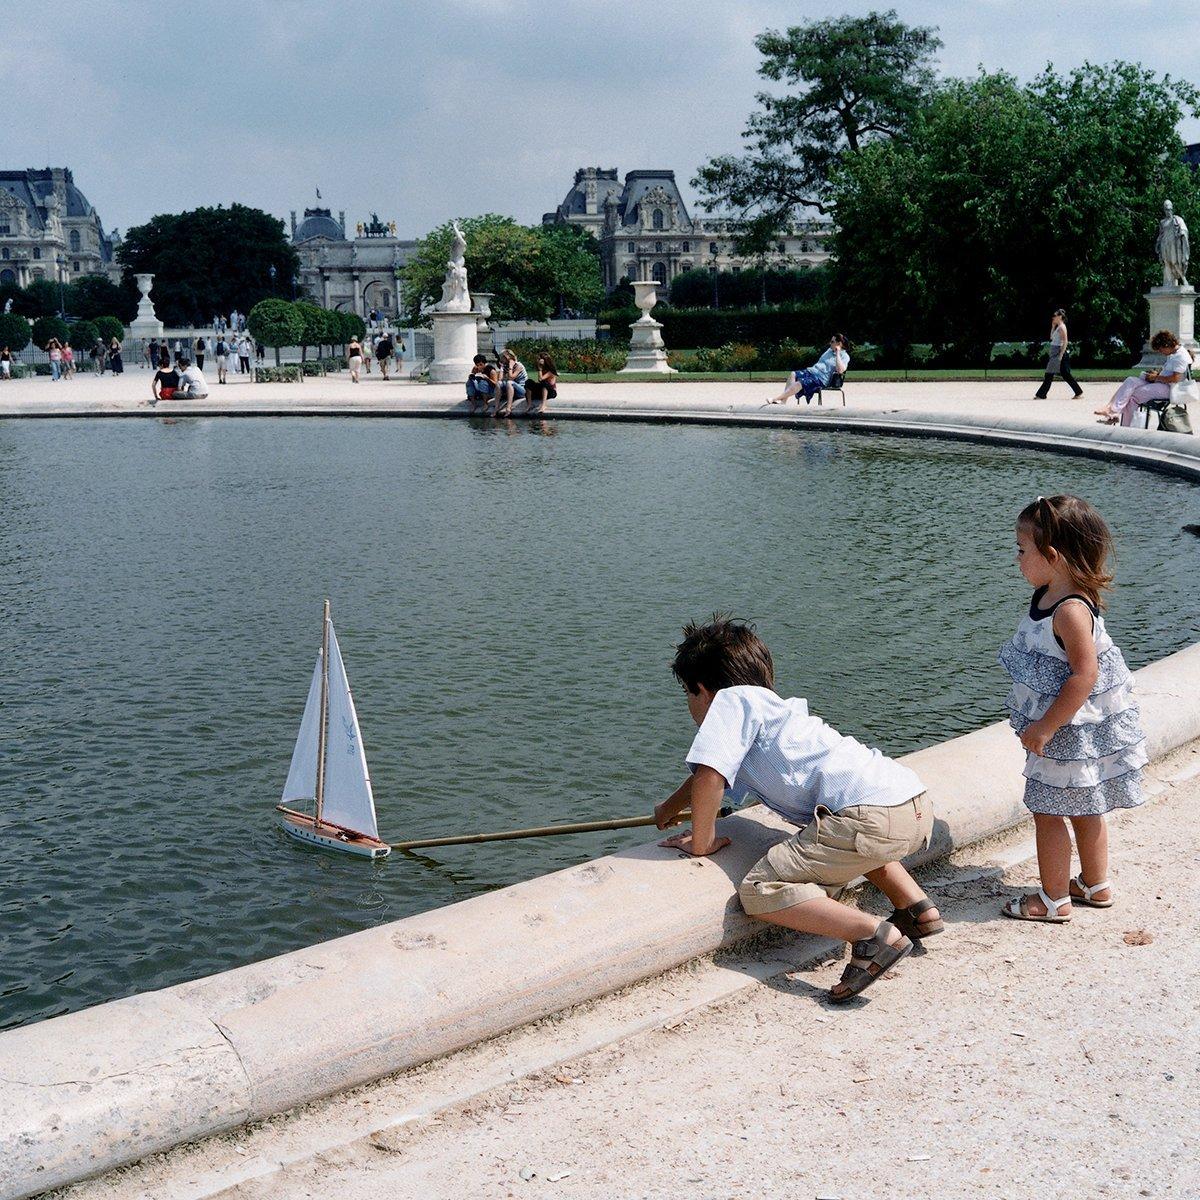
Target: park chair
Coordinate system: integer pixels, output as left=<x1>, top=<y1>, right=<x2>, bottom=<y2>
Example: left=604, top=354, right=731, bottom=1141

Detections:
left=813, top=370, right=847, bottom=407
left=1137, top=396, right=1192, bottom=434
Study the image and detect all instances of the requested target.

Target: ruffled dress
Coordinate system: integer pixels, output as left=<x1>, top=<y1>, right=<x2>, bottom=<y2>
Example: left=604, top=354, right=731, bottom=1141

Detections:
left=998, top=587, right=1146, bottom=815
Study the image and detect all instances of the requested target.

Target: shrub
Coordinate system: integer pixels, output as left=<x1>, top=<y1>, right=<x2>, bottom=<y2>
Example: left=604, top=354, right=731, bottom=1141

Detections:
left=503, top=337, right=626, bottom=374
left=248, top=299, right=304, bottom=365
left=31, top=315, right=69, bottom=350
left=252, top=364, right=303, bottom=383
left=338, top=310, right=366, bottom=344
left=0, top=311, right=31, bottom=353
left=654, top=304, right=830, bottom=350
left=69, top=319, right=100, bottom=350
left=94, top=315, right=126, bottom=344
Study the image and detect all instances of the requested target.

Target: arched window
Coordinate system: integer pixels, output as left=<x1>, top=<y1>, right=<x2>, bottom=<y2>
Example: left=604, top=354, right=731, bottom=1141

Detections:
left=681, top=261, right=692, bottom=273
left=627, top=241, right=635, bottom=253
left=682, top=241, right=690, bottom=252
left=652, top=209, right=664, bottom=230
left=709, top=242, right=718, bottom=255
left=651, top=262, right=666, bottom=286
left=32, top=247, right=41, bottom=260
left=1, top=248, right=8, bottom=260
left=69, top=229, right=81, bottom=252
left=625, top=260, right=638, bottom=280
left=73, top=261, right=80, bottom=272
left=0, top=268, right=14, bottom=285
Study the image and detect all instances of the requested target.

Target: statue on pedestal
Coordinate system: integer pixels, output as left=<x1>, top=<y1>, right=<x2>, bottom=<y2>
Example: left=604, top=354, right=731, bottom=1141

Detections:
left=1156, top=200, right=1190, bottom=287
left=435, top=220, right=471, bottom=312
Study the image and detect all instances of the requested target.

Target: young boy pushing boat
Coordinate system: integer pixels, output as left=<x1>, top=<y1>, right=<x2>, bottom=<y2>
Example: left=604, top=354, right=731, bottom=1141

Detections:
left=655, top=616, right=942, bottom=1003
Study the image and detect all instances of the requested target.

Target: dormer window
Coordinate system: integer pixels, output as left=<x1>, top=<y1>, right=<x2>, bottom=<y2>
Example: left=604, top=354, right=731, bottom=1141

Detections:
left=652, top=209, right=664, bottom=230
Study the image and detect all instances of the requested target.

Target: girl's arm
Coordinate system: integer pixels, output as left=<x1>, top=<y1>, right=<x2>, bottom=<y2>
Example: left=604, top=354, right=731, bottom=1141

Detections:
left=1020, top=602, right=1099, bottom=755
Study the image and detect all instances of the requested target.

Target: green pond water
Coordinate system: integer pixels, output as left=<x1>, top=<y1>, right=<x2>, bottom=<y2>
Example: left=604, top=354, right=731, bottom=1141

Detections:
left=2, top=416, right=1197, bottom=1030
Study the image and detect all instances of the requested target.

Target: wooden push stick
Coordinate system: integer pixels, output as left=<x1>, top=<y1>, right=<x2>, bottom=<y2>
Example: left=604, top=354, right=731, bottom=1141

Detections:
left=390, top=806, right=734, bottom=851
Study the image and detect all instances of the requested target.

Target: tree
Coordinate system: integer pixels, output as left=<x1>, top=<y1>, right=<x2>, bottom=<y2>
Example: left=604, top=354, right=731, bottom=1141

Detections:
left=337, top=310, right=365, bottom=346
left=0, top=311, right=31, bottom=353
left=668, top=264, right=830, bottom=309
left=31, top=315, right=69, bottom=350
left=830, top=64, right=1200, bottom=355
left=118, top=204, right=299, bottom=327
left=693, top=10, right=941, bottom=243
left=22, top=279, right=63, bottom=320
left=316, top=306, right=343, bottom=356
left=293, top=302, right=327, bottom=361
left=69, top=319, right=100, bottom=350
left=66, top=275, right=137, bottom=323
left=94, top=315, right=126, bottom=344
left=400, top=215, right=603, bottom=324
left=247, top=298, right=303, bottom=366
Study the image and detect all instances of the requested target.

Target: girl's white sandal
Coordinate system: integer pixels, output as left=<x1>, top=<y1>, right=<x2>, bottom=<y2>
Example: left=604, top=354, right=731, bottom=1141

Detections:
left=1069, top=875, right=1114, bottom=908
left=1001, top=888, right=1072, bottom=923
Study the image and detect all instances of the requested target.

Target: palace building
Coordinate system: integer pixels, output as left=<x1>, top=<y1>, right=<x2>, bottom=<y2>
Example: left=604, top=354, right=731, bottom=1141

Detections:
left=542, top=167, right=831, bottom=296
left=0, top=168, right=119, bottom=288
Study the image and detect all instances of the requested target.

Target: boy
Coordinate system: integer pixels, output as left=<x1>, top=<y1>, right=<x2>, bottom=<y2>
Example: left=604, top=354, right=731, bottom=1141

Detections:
left=655, top=616, right=942, bottom=1003
left=465, top=354, right=497, bottom=414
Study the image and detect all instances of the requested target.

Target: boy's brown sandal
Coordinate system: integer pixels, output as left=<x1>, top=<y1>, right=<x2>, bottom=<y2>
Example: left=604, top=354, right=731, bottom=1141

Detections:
left=829, top=920, right=913, bottom=1004
left=888, top=898, right=945, bottom=940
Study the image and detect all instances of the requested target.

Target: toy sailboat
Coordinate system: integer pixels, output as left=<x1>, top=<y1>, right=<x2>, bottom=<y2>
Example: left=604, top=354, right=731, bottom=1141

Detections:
left=276, top=600, right=391, bottom=859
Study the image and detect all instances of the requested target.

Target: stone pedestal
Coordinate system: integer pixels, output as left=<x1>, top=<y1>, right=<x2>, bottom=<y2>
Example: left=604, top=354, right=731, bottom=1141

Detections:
left=620, top=280, right=675, bottom=374
left=128, top=272, right=163, bottom=340
left=1137, top=284, right=1197, bottom=369
left=429, top=310, right=478, bottom=382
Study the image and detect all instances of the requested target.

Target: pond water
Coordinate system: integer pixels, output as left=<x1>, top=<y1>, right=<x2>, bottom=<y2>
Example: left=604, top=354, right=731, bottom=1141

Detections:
left=2, top=416, right=1198, bottom=1030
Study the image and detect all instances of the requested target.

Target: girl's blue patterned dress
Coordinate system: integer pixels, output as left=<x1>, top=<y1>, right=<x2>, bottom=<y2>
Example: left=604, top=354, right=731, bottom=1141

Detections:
left=998, top=588, right=1146, bottom=815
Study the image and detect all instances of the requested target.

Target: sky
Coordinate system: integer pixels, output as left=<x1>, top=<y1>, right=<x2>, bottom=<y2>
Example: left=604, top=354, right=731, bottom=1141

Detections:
left=6, top=0, right=1199, bottom=241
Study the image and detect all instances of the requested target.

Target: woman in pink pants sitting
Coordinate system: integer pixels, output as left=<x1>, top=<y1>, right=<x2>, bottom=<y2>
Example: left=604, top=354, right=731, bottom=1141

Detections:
left=1096, top=330, right=1193, bottom=425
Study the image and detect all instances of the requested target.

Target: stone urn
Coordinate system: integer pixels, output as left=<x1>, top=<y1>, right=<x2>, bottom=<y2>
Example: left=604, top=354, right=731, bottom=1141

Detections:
left=130, top=272, right=163, bottom=338
left=472, top=292, right=494, bottom=320
left=621, top=280, right=675, bottom=373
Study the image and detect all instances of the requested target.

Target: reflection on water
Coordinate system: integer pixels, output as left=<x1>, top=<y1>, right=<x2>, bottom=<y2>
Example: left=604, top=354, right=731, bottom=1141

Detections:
left=1, top=416, right=1197, bottom=1029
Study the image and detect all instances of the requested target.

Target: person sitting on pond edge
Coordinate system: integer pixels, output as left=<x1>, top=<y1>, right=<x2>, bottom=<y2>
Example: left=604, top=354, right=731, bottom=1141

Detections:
left=767, top=334, right=850, bottom=405
left=654, top=615, right=941, bottom=1005
left=466, top=354, right=497, bottom=413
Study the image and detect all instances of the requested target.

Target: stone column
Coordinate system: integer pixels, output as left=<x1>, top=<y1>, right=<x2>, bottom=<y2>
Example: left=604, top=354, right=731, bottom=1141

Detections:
left=1137, top=284, right=1198, bottom=369
left=352, top=273, right=362, bottom=315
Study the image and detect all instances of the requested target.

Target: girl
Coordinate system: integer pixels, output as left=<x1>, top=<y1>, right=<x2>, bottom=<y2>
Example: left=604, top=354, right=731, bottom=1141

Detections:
left=999, top=495, right=1146, bottom=921
left=494, top=349, right=527, bottom=417
left=524, top=353, right=558, bottom=414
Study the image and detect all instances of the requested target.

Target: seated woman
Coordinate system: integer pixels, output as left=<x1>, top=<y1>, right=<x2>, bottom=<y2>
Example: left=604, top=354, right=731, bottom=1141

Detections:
left=150, top=354, right=180, bottom=406
left=767, top=335, right=851, bottom=404
left=493, top=349, right=527, bottom=417
left=1096, top=330, right=1194, bottom=426
left=523, top=353, right=558, bottom=414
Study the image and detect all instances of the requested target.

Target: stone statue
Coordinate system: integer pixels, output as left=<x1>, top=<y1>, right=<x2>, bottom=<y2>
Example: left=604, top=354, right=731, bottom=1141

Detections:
left=356, top=222, right=363, bottom=238
left=1156, top=200, right=1190, bottom=287
left=3, top=298, right=11, bottom=313
left=436, top=220, right=470, bottom=312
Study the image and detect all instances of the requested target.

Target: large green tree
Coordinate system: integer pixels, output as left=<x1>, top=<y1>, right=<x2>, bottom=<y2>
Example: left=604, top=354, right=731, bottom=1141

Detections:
left=692, top=9, right=941, bottom=244
left=0, top=311, right=31, bottom=353
left=66, top=274, right=138, bottom=323
left=118, top=204, right=299, bottom=327
left=247, top=299, right=304, bottom=366
left=400, top=215, right=603, bottom=324
left=831, top=64, right=1200, bottom=354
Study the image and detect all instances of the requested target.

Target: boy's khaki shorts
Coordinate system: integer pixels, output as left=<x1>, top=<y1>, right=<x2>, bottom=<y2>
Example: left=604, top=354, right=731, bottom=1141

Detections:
left=738, top=795, right=932, bottom=915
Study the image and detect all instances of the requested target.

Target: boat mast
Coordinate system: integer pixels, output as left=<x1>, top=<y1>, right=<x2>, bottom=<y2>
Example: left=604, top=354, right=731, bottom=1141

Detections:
left=314, top=598, right=331, bottom=828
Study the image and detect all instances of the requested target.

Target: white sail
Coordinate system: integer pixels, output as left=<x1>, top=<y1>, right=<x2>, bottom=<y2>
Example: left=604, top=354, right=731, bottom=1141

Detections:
left=320, top=624, right=379, bottom=838
left=281, top=652, right=322, bottom=803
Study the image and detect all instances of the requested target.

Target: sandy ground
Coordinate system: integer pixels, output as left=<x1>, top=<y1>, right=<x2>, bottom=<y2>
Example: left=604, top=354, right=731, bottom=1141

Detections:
left=55, top=742, right=1200, bottom=1200
left=0, top=369, right=1121, bottom=425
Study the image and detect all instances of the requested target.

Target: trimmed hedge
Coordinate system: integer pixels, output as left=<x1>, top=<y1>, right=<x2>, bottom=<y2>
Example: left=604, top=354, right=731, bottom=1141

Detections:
left=252, top=364, right=303, bottom=383
left=504, top=337, right=626, bottom=374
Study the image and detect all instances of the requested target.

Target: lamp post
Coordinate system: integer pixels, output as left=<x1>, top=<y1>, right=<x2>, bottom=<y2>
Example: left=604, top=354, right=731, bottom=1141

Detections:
left=269, top=264, right=277, bottom=294
left=56, top=256, right=66, bottom=318
left=291, top=274, right=297, bottom=301
left=709, top=251, right=719, bottom=310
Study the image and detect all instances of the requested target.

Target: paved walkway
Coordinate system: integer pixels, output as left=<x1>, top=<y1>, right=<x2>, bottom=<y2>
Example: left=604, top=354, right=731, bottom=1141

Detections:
left=0, top=371, right=1118, bottom=425
left=55, top=743, right=1200, bottom=1200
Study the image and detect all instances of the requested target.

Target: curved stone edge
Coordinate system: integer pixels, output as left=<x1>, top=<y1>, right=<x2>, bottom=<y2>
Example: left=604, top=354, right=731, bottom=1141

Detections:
left=2, top=643, right=1198, bottom=1200
left=2, top=400, right=1199, bottom=1199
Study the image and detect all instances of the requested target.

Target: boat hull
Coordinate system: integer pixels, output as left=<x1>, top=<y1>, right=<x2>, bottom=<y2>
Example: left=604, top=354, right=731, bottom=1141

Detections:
left=277, top=809, right=391, bottom=859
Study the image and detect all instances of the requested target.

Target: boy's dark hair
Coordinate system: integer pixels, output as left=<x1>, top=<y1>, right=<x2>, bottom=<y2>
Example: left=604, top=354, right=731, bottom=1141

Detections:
left=473, top=354, right=487, bottom=364
left=672, top=614, right=774, bottom=695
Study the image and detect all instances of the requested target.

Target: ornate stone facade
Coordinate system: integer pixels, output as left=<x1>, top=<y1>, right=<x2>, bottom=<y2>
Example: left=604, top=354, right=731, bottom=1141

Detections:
left=290, top=206, right=417, bottom=318
left=0, top=168, right=118, bottom=288
left=543, top=167, right=831, bottom=296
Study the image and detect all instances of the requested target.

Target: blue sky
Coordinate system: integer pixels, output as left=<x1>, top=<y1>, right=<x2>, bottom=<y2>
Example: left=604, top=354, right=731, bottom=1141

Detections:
left=7, top=0, right=1199, bottom=239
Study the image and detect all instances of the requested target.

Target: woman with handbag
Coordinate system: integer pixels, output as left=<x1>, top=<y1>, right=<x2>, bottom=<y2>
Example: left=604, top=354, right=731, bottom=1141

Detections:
left=1096, top=330, right=1193, bottom=426
left=1033, top=309, right=1084, bottom=399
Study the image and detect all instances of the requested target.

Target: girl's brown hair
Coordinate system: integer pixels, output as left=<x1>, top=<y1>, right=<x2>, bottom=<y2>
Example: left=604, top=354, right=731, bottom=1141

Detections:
left=1018, top=495, right=1114, bottom=605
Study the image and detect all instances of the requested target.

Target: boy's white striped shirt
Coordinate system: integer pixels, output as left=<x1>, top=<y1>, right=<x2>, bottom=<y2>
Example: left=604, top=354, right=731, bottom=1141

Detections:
left=686, top=686, right=922, bottom=827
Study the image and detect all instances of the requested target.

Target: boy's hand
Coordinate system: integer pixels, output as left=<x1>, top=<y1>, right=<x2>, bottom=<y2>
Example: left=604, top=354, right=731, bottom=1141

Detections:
left=1019, top=719, right=1054, bottom=756
left=654, top=799, right=685, bottom=830
left=658, top=831, right=731, bottom=857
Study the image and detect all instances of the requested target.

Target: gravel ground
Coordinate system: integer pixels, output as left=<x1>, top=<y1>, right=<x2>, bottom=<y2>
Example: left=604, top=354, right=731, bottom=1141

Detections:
left=143, top=745, right=1198, bottom=1200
